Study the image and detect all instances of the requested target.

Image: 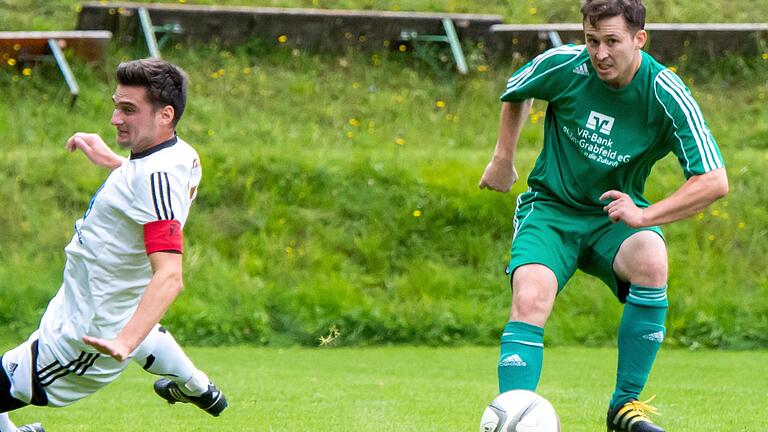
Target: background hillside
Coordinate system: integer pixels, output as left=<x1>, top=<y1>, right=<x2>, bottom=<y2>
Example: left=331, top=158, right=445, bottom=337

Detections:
left=1, top=0, right=766, bottom=348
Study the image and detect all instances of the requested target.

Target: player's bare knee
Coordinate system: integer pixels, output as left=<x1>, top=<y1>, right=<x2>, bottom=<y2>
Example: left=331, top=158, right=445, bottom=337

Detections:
left=615, top=232, right=668, bottom=286
left=624, top=254, right=667, bottom=286
left=509, top=284, right=556, bottom=325
left=509, top=264, right=558, bottom=324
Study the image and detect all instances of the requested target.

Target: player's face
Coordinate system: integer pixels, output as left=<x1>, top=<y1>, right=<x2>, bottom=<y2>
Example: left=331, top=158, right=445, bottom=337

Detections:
left=583, top=15, right=646, bottom=88
left=110, top=85, right=169, bottom=152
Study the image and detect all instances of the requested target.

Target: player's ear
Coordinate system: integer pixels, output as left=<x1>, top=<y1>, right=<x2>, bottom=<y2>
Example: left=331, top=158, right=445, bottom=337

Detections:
left=159, top=105, right=175, bottom=126
left=634, top=29, right=647, bottom=49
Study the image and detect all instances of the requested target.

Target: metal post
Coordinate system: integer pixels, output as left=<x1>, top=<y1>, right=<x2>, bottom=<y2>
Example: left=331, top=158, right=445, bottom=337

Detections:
left=47, top=39, right=79, bottom=107
left=138, top=7, right=162, bottom=58
left=547, top=30, right=563, bottom=48
left=441, top=18, right=468, bottom=74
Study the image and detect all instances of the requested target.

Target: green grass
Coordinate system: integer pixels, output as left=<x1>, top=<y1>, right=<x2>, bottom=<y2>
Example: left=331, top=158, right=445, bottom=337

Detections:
left=1, top=1, right=768, bottom=348
left=5, top=345, right=767, bottom=431
left=1, top=41, right=767, bottom=348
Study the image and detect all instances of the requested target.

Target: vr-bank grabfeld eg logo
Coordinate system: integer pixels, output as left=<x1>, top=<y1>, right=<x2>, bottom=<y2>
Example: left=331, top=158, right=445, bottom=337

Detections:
left=561, top=110, right=632, bottom=167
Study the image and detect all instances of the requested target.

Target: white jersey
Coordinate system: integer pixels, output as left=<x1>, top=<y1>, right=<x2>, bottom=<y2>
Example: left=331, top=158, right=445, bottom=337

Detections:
left=38, top=136, right=201, bottom=362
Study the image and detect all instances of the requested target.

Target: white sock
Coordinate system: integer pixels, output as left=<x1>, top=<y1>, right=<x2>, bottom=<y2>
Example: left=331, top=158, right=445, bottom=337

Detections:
left=182, top=370, right=211, bottom=396
left=133, top=325, right=210, bottom=396
left=0, top=413, right=18, bottom=432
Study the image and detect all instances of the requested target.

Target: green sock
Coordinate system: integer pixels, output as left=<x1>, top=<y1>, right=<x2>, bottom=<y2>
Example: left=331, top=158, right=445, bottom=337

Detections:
left=610, top=285, right=668, bottom=409
left=498, top=320, right=544, bottom=393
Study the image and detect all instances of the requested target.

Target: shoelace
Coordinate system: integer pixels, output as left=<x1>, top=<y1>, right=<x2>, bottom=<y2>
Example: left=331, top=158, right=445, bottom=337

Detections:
left=620, top=395, right=661, bottom=420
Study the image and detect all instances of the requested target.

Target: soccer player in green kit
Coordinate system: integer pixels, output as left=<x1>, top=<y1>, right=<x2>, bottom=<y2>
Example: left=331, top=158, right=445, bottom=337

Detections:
left=478, top=0, right=728, bottom=431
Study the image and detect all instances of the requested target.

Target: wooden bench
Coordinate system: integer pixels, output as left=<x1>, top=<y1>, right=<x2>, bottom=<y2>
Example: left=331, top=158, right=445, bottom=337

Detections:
left=76, top=2, right=503, bottom=51
left=0, top=31, right=112, bottom=63
left=490, top=23, right=768, bottom=62
left=0, top=31, right=112, bottom=106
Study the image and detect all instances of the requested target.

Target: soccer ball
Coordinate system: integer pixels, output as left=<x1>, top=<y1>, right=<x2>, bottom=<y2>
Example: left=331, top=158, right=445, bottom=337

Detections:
left=479, top=390, right=560, bottom=432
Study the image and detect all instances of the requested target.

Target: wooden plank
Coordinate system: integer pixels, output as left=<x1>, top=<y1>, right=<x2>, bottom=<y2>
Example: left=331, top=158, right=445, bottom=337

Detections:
left=490, top=23, right=768, bottom=62
left=76, top=2, right=503, bottom=50
left=0, top=31, right=112, bottom=62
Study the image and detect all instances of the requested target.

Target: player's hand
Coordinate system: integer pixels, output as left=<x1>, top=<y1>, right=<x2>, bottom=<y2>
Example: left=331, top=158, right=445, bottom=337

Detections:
left=600, top=190, right=646, bottom=228
left=83, top=335, right=132, bottom=361
left=479, top=158, right=518, bottom=193
left=66, top=132, right=125, bottom=170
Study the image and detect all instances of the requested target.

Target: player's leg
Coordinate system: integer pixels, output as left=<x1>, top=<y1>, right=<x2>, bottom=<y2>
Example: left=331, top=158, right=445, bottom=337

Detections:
left=584, top=227, right=667, bottom=431
left=499, top=264, right=558, bottom=392
left=0, top=336, right=51, bottom=432
left=133, top=325, right=227, bottom=416
left=0, top=414, right=44, bottom=432
left=499, top=193, right=577, bottom=393
left=611, top=231, right=668, bottom=411
left=0, top=414, right=16, bottom=432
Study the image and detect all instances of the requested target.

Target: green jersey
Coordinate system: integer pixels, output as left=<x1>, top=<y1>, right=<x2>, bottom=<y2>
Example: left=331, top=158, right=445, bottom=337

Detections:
left=501, top=44, right=724, bottom=212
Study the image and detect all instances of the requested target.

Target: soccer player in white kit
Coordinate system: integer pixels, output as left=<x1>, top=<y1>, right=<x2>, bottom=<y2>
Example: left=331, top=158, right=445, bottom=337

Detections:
left=0, top=59, right=227, bottom=432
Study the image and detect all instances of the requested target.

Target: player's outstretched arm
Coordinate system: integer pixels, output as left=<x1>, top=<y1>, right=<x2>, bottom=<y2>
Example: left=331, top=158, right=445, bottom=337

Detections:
left=479, top=99, right=533, bottom=193
left=600, top=167, right=729, bottom=228
left=66, top=132, right=126, bottom=170
left=84, top=252, right=183, bottom=361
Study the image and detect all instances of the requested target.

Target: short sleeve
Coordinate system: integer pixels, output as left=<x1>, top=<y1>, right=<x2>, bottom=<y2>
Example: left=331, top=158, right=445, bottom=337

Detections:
left=653, top=69, right=724, bottom=178
left=500, top=45, right=586, bottom=103
left=127, top=170, right=191, bottom=226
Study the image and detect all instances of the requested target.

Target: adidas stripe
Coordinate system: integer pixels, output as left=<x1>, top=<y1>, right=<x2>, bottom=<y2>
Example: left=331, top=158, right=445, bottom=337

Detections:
left=504, top=45, right=584, bottom=95
left=37, top=351, right=100, bottom=387
left=654, top=70, right=722, bottom=172
left=150, top=172, right=175, bottom=220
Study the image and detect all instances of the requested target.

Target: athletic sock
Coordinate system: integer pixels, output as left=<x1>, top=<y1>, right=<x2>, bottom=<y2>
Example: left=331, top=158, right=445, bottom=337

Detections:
left=0, top=413, right=17, bottom=432
left=610, top=285, right=668, bottom=409
left=498, top=320, right=544, bottom=393
left=134, top=325, right=210, bottom=396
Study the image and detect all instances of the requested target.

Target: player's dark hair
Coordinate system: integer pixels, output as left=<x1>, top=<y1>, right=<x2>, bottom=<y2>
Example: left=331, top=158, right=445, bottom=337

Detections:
left=116, top=59, right=188, bottom=126
left=581, top=0, right=646, bottom=33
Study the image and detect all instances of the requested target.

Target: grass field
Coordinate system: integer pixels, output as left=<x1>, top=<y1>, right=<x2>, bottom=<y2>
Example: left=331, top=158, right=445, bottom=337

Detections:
left=4, top=345, right=766, bottom=431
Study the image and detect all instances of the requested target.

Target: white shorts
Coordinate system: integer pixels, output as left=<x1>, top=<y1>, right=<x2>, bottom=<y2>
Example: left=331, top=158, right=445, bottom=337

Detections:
left=2, top=329, right=155, bottom=407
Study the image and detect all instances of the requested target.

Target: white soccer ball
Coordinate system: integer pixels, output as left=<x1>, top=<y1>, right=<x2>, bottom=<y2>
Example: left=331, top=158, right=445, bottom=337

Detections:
left=479, top=390, right=560, bottom=432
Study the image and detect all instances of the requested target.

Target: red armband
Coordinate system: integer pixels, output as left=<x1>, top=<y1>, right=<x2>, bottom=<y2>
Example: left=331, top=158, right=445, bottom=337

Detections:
left=143, top=220, right=183, bottom=255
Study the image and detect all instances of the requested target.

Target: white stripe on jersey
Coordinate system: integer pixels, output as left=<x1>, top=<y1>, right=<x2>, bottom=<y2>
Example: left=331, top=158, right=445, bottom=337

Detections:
left=505, top=45, right=584, bottom=93
left=150, top=171, right=175, bottom=220
left=654, top=70, right=722, bottom=172
left=653, top=83, right=692, bottom=172
left=657, top=70, right=722, bottom=171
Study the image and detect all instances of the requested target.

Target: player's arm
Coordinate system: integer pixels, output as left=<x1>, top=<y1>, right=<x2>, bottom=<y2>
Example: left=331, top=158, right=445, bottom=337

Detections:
left=83, top=251, right=183, bottom=361
left=479, top=99, right=533, bottom=192
left=600, top=167, right=728, bottom=228
left=66, top=132, right=126, bottom=170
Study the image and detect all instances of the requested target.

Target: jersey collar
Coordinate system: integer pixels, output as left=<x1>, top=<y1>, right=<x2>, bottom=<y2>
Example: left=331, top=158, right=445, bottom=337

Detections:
left=130, top=135, right=178, bottom=160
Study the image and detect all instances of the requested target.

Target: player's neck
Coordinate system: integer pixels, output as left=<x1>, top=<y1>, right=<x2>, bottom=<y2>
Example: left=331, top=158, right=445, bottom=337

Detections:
left=134, top=131, right=176, bottom=154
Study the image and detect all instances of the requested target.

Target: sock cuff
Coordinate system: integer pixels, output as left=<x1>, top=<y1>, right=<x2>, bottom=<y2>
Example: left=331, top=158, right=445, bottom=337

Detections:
left=182, top=370, right=210, bottom=396
left=501, top=320, right=544, bottom=346
left=627, top=285, right=668, bottom=308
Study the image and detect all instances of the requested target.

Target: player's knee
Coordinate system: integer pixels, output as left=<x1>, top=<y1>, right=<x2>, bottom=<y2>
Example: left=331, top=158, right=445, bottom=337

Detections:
left=510, top=286, right=555, bottom=325
left=628, top=257, right=667, bottom=287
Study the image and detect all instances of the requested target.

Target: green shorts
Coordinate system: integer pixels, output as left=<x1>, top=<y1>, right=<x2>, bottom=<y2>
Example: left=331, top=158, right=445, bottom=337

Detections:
left=507, top=190, right=664, bottom=302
